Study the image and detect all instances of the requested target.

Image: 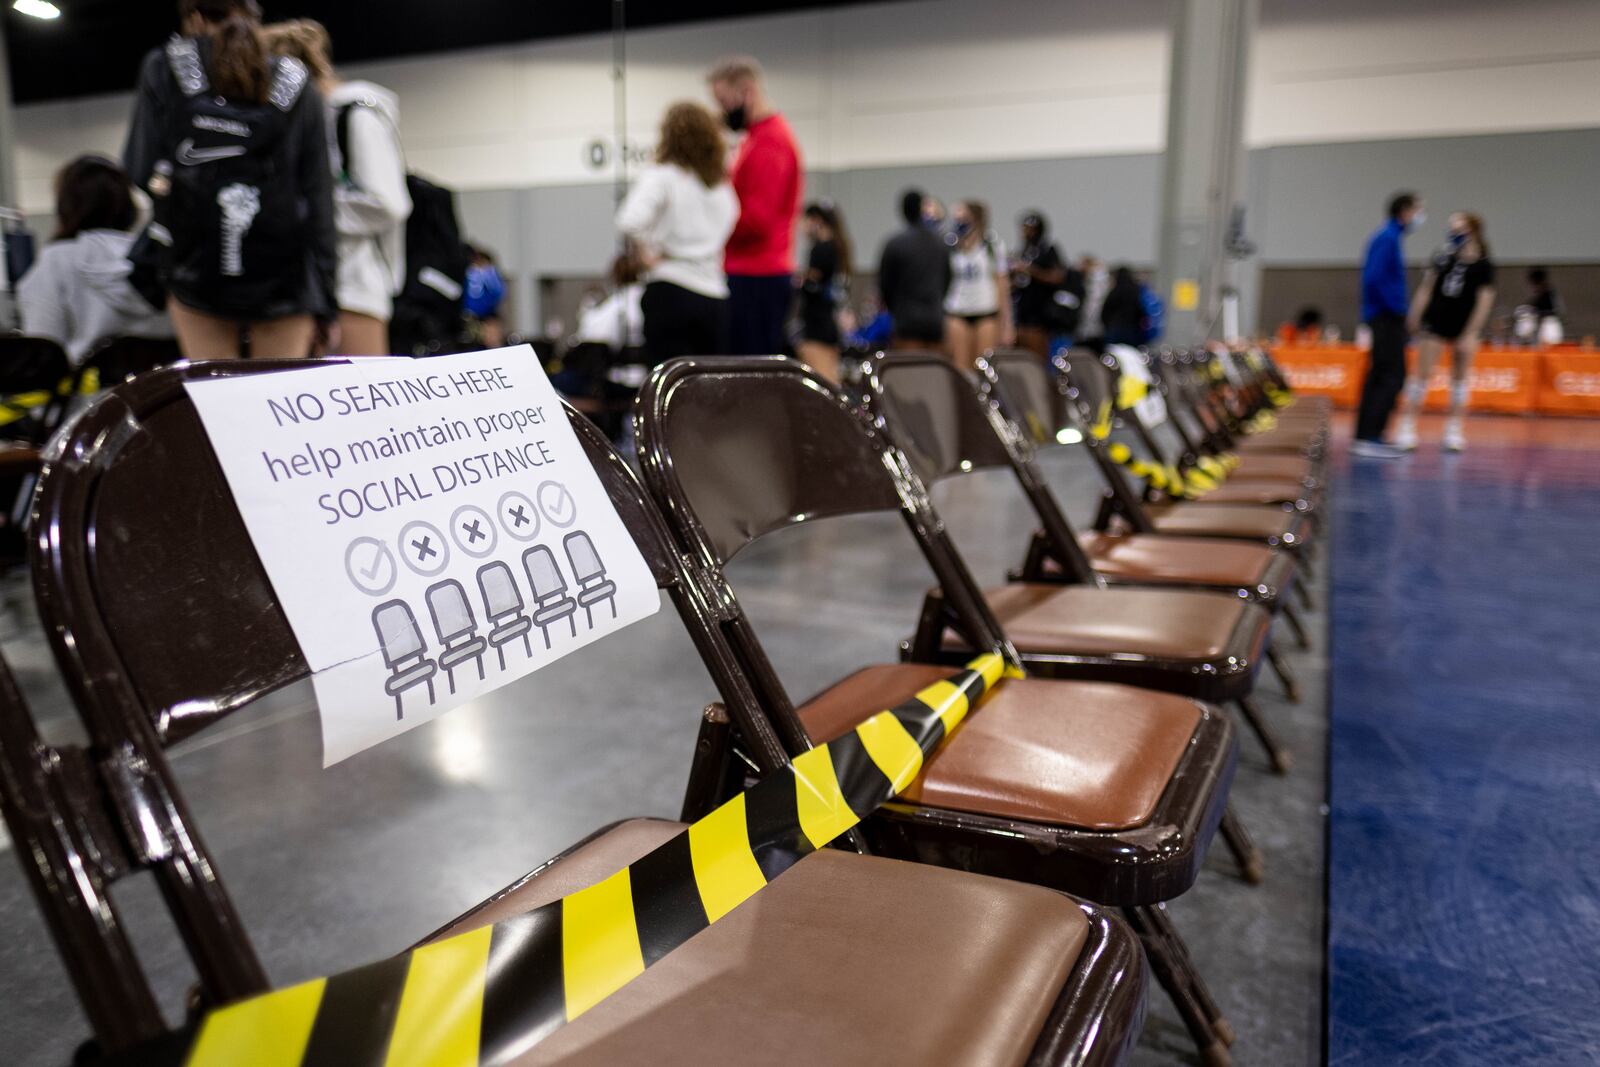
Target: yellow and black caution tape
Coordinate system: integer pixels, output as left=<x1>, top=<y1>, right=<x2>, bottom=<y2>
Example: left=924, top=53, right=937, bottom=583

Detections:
left=0, top=389, right=53, bottom=428
left=1115, top=373, right=1147, bottom=413
left=124, top=655, right=1012, bottom=1067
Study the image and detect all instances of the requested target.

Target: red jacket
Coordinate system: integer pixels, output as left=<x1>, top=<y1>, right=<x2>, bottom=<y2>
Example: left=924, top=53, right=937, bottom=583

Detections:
left=725, top=112, right=801, bottom=276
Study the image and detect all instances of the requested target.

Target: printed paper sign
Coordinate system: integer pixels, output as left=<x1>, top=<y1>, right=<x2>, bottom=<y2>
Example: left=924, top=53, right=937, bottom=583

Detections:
left=185, top=347, right=660, bottom=764
left=1107, top=344, right=1169, bottom=428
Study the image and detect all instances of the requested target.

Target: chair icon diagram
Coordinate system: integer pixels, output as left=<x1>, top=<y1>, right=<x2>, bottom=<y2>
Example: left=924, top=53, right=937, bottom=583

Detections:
left=372, top=600, right=437, bottom=719
left=425, top=579, right=488, bottom=694
left=564, top=530, right=618, bottom=627
left=477, top=560, right=534, bottom=669
left=522, top=544, right=578, bottom=648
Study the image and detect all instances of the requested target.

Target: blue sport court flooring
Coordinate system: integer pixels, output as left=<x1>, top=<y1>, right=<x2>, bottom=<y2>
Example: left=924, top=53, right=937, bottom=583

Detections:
left=1329, top=415, right=1600, bottom=1064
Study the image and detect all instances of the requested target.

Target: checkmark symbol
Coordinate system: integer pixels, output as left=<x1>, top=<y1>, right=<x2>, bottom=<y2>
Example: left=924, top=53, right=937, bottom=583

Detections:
left=538, top=482, right=577, bottom=527
left=359, top=549, right=387, bottom=580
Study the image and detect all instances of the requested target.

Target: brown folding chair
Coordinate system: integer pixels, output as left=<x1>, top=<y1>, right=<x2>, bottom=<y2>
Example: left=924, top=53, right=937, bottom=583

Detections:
left=978, top=350, right=1317, bottom=680
left=6, top=359, right=1144, bottom=1065
left=637, top=354, right=1261, bottom=1064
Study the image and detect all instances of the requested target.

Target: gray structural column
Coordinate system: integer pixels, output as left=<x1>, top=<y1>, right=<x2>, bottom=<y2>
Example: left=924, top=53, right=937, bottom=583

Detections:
left=0, top=14, right=15, bottom=211
left=1156, top=0, right=1258, bottom=343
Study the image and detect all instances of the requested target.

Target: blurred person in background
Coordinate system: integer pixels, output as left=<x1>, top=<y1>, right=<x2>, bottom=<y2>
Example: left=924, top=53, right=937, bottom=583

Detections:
left=1099, top=266, right=1146, bottom=347
left=943, top=199, right=1012, bottom=371
left=575, top=255, right=645, bottom=352
left=796, top=200, right=851, bottom=382
left=878, top=187, right=950, bottom=351
left=463, top=245, right=506, bottom=347
left=265, top=19, right=410, bottom=356
left=124, top=0, right=335, bottom=359
left=1524, top=267, right=1563, bottom=342
left=1393, top=211, right=1495, bottom=453
left=1010, top=210, right=1081, bottom=359
left=17, top=155, right=174, bottom=364
left=708, top=56, right=801, bottom=356
left=1352, top=190, right=1424, bottom=457
left=1077, top=254, right=1110, bottom=350
left=616, top=101, right=738, bottom=365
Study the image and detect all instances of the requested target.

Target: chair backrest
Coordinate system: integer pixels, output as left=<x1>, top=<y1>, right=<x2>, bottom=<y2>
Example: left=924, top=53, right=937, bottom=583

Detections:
left=478, top=560, right=523, bottom=616
left=1056, top=348, right=1115, bottom=424
left=981, top=350, right=1074, bottom=447
left=24, top=357, right=791, bottom=1052
left=523, top=544, right=567, bottom=597
left=858, top=352, right=1013, bottom=485
left=374, top=599, right=427, bottom=665
left=0, top=335, right=72, bottom=444
left=564, top=529, right=604, bottom=581
left=426, top=578, right=476, bottom=639
left=636, top=356, right=1022, bottom=721
left=634, top=355, right=909, bottom=568
left=78, top=335, right=184, bottom=393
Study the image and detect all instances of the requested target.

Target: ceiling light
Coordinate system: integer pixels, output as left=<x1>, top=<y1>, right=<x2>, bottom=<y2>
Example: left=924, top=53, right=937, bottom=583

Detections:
left=13, top=0, right=61, bottom=18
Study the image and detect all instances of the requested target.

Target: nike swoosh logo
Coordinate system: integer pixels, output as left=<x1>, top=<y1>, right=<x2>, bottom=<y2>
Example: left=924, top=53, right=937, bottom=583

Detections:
left=175, top=138, right=247, bottom=165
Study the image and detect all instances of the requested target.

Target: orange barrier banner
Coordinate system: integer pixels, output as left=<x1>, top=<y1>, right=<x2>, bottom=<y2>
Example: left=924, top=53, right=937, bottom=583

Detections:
left=1537, top=350, right=1600, bottom=415
left=1271, top=344, right=1600, bottom=416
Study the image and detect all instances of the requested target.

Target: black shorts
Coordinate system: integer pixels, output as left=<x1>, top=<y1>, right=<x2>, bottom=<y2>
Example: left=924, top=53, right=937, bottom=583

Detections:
left=800, top=299, right=839, bottom=345
left=950, top=311, right=998, bottom=327
left=1419, top=317, right=1464, bottom=342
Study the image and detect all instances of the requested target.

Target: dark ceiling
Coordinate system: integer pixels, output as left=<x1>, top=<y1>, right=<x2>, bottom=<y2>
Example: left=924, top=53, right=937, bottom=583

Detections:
left=4, top=1, right=881, bottom=105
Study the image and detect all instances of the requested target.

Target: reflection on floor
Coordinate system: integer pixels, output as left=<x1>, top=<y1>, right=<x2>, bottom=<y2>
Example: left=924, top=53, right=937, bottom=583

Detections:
left=0, top=433, right=1328, bottom=1065
left=1329, top=413, right=1600, bottom=1064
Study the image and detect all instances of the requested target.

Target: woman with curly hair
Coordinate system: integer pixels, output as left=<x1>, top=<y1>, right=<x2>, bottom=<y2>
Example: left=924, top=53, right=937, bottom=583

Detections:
left=615, top=101, right=739, bottom=363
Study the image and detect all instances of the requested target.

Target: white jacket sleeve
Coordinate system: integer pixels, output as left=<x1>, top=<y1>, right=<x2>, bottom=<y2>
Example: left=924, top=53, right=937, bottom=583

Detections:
left=335, top=105, right=411, bottom=238
left=615, top=167, right=667, bottom=242
left=16, top=249, right=71, bottom=351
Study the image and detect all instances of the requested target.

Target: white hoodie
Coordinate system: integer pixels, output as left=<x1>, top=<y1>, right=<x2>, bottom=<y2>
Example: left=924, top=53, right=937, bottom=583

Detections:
left=326, top=81, right=411, bottom=322
left=17, top=229, right=173, bottom=364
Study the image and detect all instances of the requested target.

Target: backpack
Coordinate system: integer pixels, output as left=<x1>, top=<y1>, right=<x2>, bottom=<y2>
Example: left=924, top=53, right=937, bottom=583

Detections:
left=1139, top=283, right=1165, bottom=343
left=388, top=174, right=470, bottom=355
left=149, top=38, right=310, bottom=317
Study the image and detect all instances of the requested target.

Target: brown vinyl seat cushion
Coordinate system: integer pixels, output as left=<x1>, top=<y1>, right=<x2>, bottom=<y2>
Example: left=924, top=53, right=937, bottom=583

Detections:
left=430, top=818, right=1087, bottom=1066
left=1190, top=477, right=1316, bottom=507
left=797, top=662, right=1202, bottom=828
left=1147, top=502, right=1311, bottom=547
left=972, top=583, right=1267, bottom=661
left=1225, top=454, right=1318, bottom=482
left=1073, top=532, right=1293, bottom=592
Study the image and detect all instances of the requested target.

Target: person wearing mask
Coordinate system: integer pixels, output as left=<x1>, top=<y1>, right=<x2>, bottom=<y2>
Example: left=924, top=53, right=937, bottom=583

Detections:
left=878, top=188, right=951, bottom=351
left=575, top=255, right=645, bottom=353
left=1099, top=266, right=1147, bottom=347
left=796, top=201, right=851, bottom=383
left=1077, top=254, right=1110, bottom=350
left=1393, top=212, right=1495, bottom=453
left=263, top=19, right=410, bottom=357
left=942, top=200, right=1012, bottom=371
left=1352, top=190, right=1425, bottom=457
left=17, top=156, right=174, bottom=365
left=1010, top=210, right=1080, bottom=358
left=123, top=0, right=335, bottom=360
left=616, top=101, right=738, bottom=365
left=707, top=56, right=801, bottom=356
left=462, top=245, right=507, bottom=348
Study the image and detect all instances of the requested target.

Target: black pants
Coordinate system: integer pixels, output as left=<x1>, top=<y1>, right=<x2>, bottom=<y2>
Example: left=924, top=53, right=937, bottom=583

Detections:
left=727, top=273, right=793, bottom=356
left=1355, top=313, right=1409, bottom=442
left=641, top=281, right=729, bottom=366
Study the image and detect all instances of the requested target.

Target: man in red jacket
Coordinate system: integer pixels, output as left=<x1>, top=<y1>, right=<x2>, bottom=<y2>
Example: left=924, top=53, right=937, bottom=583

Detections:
left=708, top=56, right=802, bottom=356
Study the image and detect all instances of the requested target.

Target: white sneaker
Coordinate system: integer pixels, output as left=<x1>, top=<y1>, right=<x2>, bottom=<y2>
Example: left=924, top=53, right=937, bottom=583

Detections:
left=1350, top=439, right=1406, bottom=459
left=1443, top=423, right=1466, bottom=452
left=1393, top=423, right=1419, bottom=451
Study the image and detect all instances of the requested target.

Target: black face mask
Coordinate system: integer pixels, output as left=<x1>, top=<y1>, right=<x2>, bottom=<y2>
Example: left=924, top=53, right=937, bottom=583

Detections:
left=722, top=105, right=747, bottom=132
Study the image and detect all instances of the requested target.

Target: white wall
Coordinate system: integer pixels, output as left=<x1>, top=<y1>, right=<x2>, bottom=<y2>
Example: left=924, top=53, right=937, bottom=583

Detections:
left=14, top=0, right=1600, bottom=214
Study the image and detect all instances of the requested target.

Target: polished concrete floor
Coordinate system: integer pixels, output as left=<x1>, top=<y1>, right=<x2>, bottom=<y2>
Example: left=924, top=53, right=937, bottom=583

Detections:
left=1328, top=415, right=1600, bottom=1065
left=0, top=438, right=1329, bottom=1065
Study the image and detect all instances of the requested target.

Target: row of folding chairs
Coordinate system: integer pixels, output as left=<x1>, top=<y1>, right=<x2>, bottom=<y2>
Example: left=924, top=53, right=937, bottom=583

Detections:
left=0, top=342, right=1327, bottom=1065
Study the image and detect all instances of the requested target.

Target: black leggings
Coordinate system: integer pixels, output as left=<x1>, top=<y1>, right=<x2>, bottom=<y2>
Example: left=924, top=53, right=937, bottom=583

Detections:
left=641, top=281, right=729, bottom=366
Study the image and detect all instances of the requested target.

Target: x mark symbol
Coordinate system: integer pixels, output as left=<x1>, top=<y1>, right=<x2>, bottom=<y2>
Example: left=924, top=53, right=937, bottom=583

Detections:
left=463, top=519, right=485, bottom=543
left=412, top=536, right=437, bottom=561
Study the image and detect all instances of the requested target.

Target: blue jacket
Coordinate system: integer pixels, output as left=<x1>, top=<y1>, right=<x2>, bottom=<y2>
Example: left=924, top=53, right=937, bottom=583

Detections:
left=1360, top=219, right=1408, bottom=323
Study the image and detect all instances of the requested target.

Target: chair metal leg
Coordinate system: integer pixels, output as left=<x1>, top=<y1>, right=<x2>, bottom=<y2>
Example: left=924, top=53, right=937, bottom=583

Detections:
left=1235, top=696, right=1293, bottom=774
left=1296, top=577, right=1316, bottom=611
left=1123, top=905, right=1231, bottom=1066
left=1267, top=645, right=1301, bottom=703
left=1282, top=603, right=1313, bottom=650
left=1219, top=805, right=1265, bottom=885
left=1144, top=902, right=1235, bottom=1047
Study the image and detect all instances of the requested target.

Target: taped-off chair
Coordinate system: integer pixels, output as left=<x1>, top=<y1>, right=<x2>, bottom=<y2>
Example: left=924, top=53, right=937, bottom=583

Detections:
left=5, top=359, right=1145, bottom=1065
left=637, top=355, right=1260, bottom=1064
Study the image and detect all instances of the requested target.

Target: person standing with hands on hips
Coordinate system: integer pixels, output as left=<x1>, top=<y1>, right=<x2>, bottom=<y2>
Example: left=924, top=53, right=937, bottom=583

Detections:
left=1352, top=191, right=1425, bottom=458
left=1393, top=212, right=1495, bottom=453
left=707, top=56, right=802, bottom=356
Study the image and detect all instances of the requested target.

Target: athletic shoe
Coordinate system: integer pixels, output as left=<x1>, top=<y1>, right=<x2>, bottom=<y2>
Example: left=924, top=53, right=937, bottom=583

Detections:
left=1443, top=423, right=1466, bottom=452
left=1392, top=422, right=1418, bottom=451
left=1350, top=438, right=1406, bottom=459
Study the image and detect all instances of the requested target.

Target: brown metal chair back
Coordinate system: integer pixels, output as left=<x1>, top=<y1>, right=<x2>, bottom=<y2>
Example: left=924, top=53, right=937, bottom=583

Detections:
left=635, top=356, right=1022, bottom=738
left=0, top=334, right=73, bottom=445
left=19, top=358, right=783, bottom=1052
